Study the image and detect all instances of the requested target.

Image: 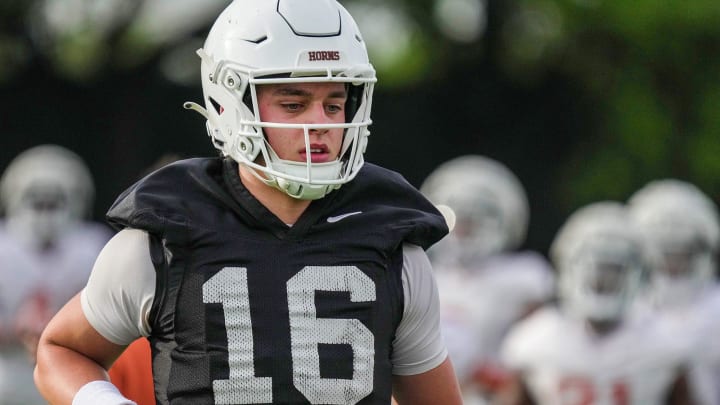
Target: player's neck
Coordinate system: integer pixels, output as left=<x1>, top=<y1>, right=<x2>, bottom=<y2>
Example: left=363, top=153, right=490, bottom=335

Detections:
left=238, top=165, right=311, bottom=225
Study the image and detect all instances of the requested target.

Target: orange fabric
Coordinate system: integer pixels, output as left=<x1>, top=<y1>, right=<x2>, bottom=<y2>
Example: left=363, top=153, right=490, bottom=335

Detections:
left=109, top=338, right=155, bottom=405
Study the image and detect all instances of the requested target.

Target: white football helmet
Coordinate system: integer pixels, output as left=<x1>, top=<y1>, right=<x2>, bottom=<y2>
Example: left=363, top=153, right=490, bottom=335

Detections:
left=628, top=179, right=719, bottom=307
left=0, top=145, right=94, bottom=249
left=420, top=155, right=529, bottom=267
left=551, top=202, right=647, bottom=322
left=185, top=0, right=376, bottom=200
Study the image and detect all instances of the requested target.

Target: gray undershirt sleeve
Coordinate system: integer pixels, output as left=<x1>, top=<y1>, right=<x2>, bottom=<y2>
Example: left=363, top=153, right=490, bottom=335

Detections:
left=391, top=243, right=448, bottom=375
left=80, top=228, right=156, bottom=345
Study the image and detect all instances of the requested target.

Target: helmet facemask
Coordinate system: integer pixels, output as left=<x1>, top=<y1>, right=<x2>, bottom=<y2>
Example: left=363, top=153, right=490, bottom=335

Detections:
left=0, top=145, right=94, bottom=250
left=238, top=72, right=373, bottom=200
left=430, top=194, right=507, bottom=267
left=647, top=225, right=715, bottom=307
left=560, top=237, right=644, bottom=323
left=551, top=202, right=648, bottom=325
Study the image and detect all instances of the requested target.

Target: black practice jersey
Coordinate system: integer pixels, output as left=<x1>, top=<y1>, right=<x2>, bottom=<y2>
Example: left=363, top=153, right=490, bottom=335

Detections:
left=106, top=158, right=448, bottom=405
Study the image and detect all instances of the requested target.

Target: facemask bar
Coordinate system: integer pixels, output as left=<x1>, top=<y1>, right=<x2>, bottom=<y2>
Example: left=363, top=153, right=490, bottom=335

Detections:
left=247, top=76, right=367, bottom=185
left=561, top=238, right=645, bottom=322
left=647, top=230, right=715, bottom=306
left=195, top=47, right=376, bottom=199
left=239, top=121, right=370, bottom=185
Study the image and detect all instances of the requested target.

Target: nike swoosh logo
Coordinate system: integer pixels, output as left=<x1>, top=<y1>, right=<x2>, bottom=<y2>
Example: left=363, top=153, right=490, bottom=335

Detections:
left=326, top=211, right=363, bottom=223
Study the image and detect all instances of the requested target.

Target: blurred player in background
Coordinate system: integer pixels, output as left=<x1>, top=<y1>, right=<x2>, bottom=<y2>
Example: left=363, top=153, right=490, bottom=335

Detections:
left=628, top=179, right=720, bottom=405
left=0, top=218, right=40, bottom=404
left=421, top=155, right=555, bottom=404
left=0, top=144, right=112, bottom=404
left=497, top=201, right=695, bottom=405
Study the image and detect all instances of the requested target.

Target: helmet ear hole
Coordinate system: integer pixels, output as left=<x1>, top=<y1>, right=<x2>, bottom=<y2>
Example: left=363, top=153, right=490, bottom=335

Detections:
left=209, top=97, right=223, bottom=115
left=242, top=91, right=254, bottom=114
left=345, top=84, right=363, bottom=123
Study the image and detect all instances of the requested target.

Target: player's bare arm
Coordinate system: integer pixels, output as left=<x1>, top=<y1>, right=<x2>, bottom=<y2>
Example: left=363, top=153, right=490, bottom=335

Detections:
left=392, top=358, right=462, bottom=405
left=34, top=293, right=127, bottom=404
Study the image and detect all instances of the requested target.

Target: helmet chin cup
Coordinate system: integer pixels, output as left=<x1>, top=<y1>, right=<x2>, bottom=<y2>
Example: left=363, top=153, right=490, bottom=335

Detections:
left=267, top=158, right=343, bottom=200
left=276, top=178, right=334, bottom=200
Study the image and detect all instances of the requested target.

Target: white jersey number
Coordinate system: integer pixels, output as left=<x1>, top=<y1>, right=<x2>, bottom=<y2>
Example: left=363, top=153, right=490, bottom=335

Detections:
left=558, top=376, right=629, bottom=405
left=203, top=266, right=376, bottom=405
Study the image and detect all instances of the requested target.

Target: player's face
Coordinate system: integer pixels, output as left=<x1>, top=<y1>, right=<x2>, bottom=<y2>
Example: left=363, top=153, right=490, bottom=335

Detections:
left=652, top=233, right=705, bottom=278
left=257, top=82, right=347, bottom=163
left=588, top=262, right=626, bottom=295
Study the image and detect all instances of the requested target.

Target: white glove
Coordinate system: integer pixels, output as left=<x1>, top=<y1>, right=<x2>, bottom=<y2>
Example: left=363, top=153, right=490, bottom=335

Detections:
left=72, top=380, right=137, bottom=405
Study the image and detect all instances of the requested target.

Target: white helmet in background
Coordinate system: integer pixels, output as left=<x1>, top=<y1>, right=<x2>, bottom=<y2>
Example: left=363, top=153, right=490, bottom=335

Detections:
left=0, top=144, right=94, bottom=249
left=420, top=155, right=529, bottom=267
left=187, top=0, right=376, bottom=200
left=551, top=202, right=647, bottom=322
left=628, top=179, right=719, bottom=307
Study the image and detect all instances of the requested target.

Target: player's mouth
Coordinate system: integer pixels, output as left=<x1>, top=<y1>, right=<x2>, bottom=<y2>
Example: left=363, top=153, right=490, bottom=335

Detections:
left=300, top=144, right=331, bottom=163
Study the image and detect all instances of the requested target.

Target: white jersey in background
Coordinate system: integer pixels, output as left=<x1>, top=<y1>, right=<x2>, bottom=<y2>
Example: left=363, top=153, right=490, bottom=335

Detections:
left=419, top=154, right=544, bottom=404
left=0, top=144, right=109, bottom=404
left=0, top=227, right=39, bottom=338
left=0, top=225, right=45, bottom=405
left=0, top=221, right=112, bottom=405
left=436, top=251, right=555, bottom=387
left=625, top=178, right=720, bottom=404
left=634, top=285, right=720, bottom=405
left=22, top=222, right=113, bottom=312
left=501, top=307, right=692, bottom=405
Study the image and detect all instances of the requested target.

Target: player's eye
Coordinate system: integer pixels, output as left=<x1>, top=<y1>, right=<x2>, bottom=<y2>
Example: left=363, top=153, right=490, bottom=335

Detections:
left=282, top=103, right=303, bottom=112
left=327, top=104, right=343, bottom=114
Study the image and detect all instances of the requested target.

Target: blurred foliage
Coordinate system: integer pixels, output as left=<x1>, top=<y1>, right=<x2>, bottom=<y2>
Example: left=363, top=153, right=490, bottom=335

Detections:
left=489, top=0, right=720, bottom=213
left=2, top=0, right=720, bottom=248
